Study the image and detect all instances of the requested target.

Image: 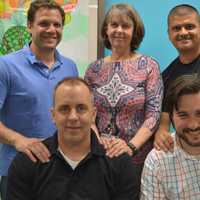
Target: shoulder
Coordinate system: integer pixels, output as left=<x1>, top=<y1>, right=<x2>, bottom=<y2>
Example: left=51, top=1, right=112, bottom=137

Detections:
left=84, top=58, right=104, bottom=80
left=0, top=50, right=22, bottom=63
left=145, top=148, right=165, bottom=165
left=108, top=153, right=134, bottom=171
left=87, top=58, right=104, bottom=71
left=8, top=151, right=36, bottom=178
left=60, top=55, right=76, bottom=65
left=138, top=54, right=159, bottom=66
left=12, top=151, right=35, bottom=167
left=162, top=57, right=179, bottom=75
left=136, top=55, right=160, bottom=73
left=144, top=146, right=176, bottom=172
left=57, top=54, right=78, bottom=75
left=0, top=48, right=27, bottom=70
left=59, top=55, right=77, bottom=69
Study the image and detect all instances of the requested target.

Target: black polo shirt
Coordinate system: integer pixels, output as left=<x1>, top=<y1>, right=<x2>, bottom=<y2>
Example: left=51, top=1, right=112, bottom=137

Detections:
left=162, top=55, right=200, bottom=112
left=7, top=131, right=140, bottom=200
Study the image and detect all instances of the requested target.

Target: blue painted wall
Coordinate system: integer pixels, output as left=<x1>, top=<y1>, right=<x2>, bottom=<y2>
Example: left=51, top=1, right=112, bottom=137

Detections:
left=104, top=0, right=200, bottom=71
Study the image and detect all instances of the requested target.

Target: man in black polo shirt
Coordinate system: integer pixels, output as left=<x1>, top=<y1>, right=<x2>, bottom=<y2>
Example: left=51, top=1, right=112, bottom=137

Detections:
left=154, top=4, right=200, bottom=152
left=6, top=77, right=140, bottom=200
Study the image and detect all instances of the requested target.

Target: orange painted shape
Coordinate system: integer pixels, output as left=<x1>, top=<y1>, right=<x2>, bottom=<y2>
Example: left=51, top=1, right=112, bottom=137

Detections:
left=8, top=0, right=19, bottom=8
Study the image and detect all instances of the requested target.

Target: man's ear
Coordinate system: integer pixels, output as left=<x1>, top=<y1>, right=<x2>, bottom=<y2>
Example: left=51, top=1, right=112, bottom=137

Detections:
left=27, top=21, right=32, bottom=32
left=50, top=107, right=56, bottom=123
left=92, top=107, right=97, bottom=124
left=167, top=29, right=172, bottom=42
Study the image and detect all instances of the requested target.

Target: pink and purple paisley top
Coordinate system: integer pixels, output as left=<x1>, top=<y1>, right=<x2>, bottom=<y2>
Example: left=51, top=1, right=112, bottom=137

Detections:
left=85, top=55, right=163, bottom=164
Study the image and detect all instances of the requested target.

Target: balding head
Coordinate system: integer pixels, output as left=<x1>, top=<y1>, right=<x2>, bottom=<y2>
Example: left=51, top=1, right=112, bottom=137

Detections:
left=168, top=4, right=200, bottom=26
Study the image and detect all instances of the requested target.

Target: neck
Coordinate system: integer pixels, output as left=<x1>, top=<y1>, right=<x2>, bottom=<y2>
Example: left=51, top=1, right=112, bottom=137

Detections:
left=110, top=48, right=134, bottom=61
left=179, top=47, right=200, bottom=64
left=30, top=43, right=55, bottom=69
left=58, top=136, right=91, bottom=162
left=176, top=135, right=200, bottom=156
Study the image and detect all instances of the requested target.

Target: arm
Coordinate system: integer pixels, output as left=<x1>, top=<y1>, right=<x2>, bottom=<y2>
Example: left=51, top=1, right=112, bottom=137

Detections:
left=106, top=59, right=164, bottom=157
left=6, top=153, right=35, bottom=200
left=154, top=112, right=174, bottom=152
left=140, top=150, right=166, bottom=200
left=129, top=59, right=163, bottom=149
left=0, top=122, right=50, bottom=163
left=0, top=60, right=50, bottom=163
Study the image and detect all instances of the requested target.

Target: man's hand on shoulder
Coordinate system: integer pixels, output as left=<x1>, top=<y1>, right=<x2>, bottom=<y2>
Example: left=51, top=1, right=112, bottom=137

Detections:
left=154, top=129, right=174, bottom=152
left=154, top=112, right=174, bottom=152
left=13, top=135, right=50, bottom=163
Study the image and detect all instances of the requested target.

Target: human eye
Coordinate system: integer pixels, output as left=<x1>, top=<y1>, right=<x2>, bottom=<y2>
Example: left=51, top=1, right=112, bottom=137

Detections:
left=39, top=21, right=49, bottom=28
left=122, top=23, right=131, bottom=29
left=110, top=22, right=118, bottom=28
left=59, top=106, right=69, bottom=114
left=77, top=105, right=87, bottom=113
left=195, top=111, right=200, bottom=117
left=54, top=22, right=62, bottom=28
left=172, top=26, right=181, bottom=32
left=177, top=112, right=188, bottom=119
left=185, top=24, right=195, bottom=30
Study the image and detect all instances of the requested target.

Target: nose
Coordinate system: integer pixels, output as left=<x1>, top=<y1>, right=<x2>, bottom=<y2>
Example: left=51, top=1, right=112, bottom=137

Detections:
left=46, top=24, right=56, bottom=33
left=187, top=117, right=200, bottom=130
left=68, top=109, right=78, bottom=121
left=116, top=25, right=123, bottom=32
left=180, top=27, right=188, bottom=35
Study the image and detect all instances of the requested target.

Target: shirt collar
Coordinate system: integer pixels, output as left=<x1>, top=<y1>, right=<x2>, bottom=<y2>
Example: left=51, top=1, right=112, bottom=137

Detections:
left=22, top=43, right=63, bottom=67
left=44, top=130, right=105, bottom=157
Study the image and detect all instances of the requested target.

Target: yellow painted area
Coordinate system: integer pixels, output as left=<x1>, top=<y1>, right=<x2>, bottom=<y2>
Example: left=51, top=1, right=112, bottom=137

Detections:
left=65, top=13, right=71, bottom=25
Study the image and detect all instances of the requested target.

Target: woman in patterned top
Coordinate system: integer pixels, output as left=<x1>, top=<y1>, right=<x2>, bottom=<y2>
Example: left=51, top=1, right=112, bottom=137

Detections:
left=84, top=4, right=163, bottom=176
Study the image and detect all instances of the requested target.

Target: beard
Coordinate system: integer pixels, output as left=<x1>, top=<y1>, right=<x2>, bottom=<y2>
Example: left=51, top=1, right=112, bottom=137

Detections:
left=177, top=127, right=200, bottom=147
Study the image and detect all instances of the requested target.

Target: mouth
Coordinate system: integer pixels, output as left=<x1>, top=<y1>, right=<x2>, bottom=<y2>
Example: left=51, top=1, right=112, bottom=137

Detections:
left=65, top=126, right=81, bottom=130
left=179, top=39, right=191, bottom=43
left=42, top=35, right=57, bottom=40
left=114, top=37, right=124, bottom=39
left=44, top=37, right=57, bottom=41
left=183, top=130, right=200, bottom=136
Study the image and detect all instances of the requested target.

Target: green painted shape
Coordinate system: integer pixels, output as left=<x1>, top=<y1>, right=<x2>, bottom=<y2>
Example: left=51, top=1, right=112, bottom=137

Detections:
left=0, top=25, right=31, bottom=54
left=76, top=60, right=89, bottom=77
left=63, top=13, right=88, bottom=41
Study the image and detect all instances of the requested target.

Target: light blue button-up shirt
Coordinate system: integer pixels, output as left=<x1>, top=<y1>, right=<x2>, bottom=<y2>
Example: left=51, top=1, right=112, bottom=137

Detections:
left=0, top=45, right=78, bottom=175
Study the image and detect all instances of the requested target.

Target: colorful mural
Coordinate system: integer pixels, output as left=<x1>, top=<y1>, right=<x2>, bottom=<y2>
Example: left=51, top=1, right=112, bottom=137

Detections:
left=0, top=0, right=88, bottom=75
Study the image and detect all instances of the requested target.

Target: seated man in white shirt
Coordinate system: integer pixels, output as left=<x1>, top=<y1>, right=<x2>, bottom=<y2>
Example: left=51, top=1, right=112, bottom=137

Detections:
left=141, top=74, right=200, bottom=200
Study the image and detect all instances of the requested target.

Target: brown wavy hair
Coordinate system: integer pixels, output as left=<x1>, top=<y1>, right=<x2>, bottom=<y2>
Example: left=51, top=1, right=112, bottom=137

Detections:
left=101, top=4, right=145, bottom=52
left=27, top=0, right=65, bottom=25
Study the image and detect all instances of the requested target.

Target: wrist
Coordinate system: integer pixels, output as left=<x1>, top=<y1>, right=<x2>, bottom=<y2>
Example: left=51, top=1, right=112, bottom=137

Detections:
left=126, top=141, right=138, bottom=155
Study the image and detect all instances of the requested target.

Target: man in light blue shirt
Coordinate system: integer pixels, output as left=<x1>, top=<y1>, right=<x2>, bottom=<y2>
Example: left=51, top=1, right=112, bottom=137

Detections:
left=0, top=1, right=78, bottom=199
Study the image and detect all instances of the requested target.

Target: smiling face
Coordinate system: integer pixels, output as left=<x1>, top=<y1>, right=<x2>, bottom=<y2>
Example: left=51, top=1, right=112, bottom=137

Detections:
left=173, top=93, right=200, bottom=154
left=168, top=12, right=200, bottom=54
left=28, top=7, right=63, bottom=53
left=106, top=13, right=134, bottom=53
left=51, top=82, right=96, bottom=148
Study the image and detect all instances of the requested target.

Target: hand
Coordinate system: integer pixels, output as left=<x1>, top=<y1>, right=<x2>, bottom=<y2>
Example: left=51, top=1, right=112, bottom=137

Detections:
left=13, top=135, right=50, bottom=163
left=154, top=129, right=174, bottom=152
left=103, top=137, right=132, bottom=158
left=99, top=134, right=114, bottom=150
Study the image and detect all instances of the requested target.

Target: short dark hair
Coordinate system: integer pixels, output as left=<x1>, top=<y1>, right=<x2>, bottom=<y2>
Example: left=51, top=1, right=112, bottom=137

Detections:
left=27, top=0, right=65, bottom=25
left=53, top=77, right=94, bottom=106
left=166, top=74, right=200, bottom=119
left=168, top=4, right=200, bottom=25
left=101, top=4, right=145, bottom=52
